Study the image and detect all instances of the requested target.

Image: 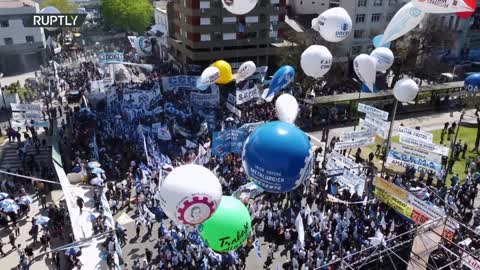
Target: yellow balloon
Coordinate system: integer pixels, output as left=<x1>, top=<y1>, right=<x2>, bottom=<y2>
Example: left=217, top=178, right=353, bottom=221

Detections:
left=211, top=60, right=233, bottom=85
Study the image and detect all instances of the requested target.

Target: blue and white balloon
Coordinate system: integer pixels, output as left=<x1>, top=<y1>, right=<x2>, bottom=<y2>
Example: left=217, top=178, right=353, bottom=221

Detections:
left=370, top=47, right=394, bottom=73
left=242, top=121, right=313, bottom=193
left=265, top=65, right=295, bottom=99
left=317, top=7, right=352, bottom=43
left=465, top=73, right=480, bottom=92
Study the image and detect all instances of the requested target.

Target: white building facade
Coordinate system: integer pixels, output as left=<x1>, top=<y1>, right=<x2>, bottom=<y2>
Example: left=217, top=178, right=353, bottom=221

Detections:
left=0, top=0, right=47, bottom=75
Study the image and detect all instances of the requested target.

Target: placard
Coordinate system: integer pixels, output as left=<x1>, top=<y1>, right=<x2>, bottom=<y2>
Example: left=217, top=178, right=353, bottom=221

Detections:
left=340, top=127, right=376, bottom=141
left=10, top=103, right=41, bottom=112
left=358, top=103, right=389, bottom=121
left=386, top=149, right=441, bottom=175
left=236, top=86, right=259, bottom=105
left=333, top=137, right=375, bottom=151
left=391, top=142, right=442, bottom=164
left=398, top=126, right=433, bottom=142
left=359, top=118, right=387, bottom=138
left=399, top=134, right=449, bottom=156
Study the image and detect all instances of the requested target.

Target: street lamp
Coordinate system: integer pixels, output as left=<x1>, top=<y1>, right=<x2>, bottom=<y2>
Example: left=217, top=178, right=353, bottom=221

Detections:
left=381, top=78, right=420, bottom=175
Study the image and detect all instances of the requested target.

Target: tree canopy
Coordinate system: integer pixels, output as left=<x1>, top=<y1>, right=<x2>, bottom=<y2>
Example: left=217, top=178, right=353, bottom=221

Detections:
left=100, top=0, right=153, bottom=33
left=40, top=0, right=78, bottom=13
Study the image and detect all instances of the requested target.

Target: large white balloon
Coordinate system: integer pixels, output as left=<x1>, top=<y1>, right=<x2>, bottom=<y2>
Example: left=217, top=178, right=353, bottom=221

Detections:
left=311, top=17, right=320, bottom=32
left=199, top=67, right=221, bottom=86
left=411, top=0, right=473, bottom=13
left=159, top=164, right=222, bottom=225
left=380, top=3, right=425, bottom=46
left=393, top=78, right=419, bottom=102
left=40, top=6, right=60, bottom=31
left=222, top=0, right=258, bottom=15
left=353, top=54, right=377, bottom=92
left=236, top=61, right=256, bottom=82
left=370, top=47, right=394, bottom=73
left=300, top=45, right=333, bottom=79
left=317, top=7, right=352, bottom=42
left=275, top=94, right=299, bottom=123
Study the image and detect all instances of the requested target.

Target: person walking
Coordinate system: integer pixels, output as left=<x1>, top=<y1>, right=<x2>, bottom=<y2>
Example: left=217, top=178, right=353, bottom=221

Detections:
left=0, top=239, right=6, bottom=256
left=9, top=231, right=16, bottom=249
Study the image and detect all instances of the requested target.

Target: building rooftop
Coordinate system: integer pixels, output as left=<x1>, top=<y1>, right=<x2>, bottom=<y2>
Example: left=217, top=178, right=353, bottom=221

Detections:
left=0, top=0, right=36, bottom=8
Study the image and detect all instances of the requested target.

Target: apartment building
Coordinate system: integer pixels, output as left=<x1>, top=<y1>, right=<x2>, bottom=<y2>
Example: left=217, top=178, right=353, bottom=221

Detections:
left=0, top=0, right=46, bottom=75
left=167, top=0, right=287, bottom=67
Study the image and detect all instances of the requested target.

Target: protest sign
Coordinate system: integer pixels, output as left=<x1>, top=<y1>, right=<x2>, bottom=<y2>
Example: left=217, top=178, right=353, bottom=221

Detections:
left=161, top=75, right=198, bottom=90
left=152, top=122, right=172, bottom=141
left=340, top=127, right=375, bottom=141
left=386, top=148, right=442, bottom=175
left=463, top=255, right=480, bottom=270
left=397, top=126, right=433, bottom=142
left=236, top=86, right=259, bottom=105
left=12, top=111, right=42, bottom=122
left=358, top=103, right=389, bottom=121
left=333, top=137, right=374, bottom=151
left=190, top=86, right=220, bottom=108
left=11, top=103, right=41, bottom=112
left=212, top=129, right=249, bottom=157
left=98, top=52, right=124, bottom=64
left=325, top=151, right=366, bottom=195
left=390, top=142, right=442, bottom=164
left=399, top=134, right=449, bottom=156
left=359, top=118, right=387, bottom=138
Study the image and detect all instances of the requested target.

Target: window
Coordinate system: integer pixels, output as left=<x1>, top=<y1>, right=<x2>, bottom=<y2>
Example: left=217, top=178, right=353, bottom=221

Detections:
left=0, top=20, right=9, bottom=27
left=245, top=16, right=258, bottom=23
left=371, top=13, right=381, bottom=22
left=354, top=30, right=364, bottom=39
left=200, top=17, right=211, bottom=25
left=329, top=3, right=339, bottom=7
left=356, top=14, right=365, bottom=23
left=247, top=32, right=257, bottom=39
left=352, top=46, right=362, bottom=55
left=448, top=16, right=454, bottom=28
left=223, top=33, right=236, bottom=40
left=22, top=18, right=29, bottom=26
left=269, top=31, right=278, bottom=38
left=200, top=1, right=210, bottom=8
left=4, top=38, right=13, bottom=45
left=358, top=0, right=367, bottom=7
left=388, top=0, right=398, bottom=5
left=200, top=34, right=211, bottom=41
left=270, top=15, right=279, bottom=22
left=223, top=17, right=236, bottom=24
left=25, top=36, right=34, bottom=43
left=373, top=0, right=382, bottom=6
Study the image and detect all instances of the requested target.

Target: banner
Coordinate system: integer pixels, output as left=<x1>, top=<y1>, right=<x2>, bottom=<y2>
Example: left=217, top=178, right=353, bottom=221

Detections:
left=398, top=126, right=433, bottom=142
left=358, top=103, right=389, bottom=121
left=91, top=79, right=114, bottom=92
left=212, top=129, right=249, bottom=157
left=10, top=103, right=41, bottom=112
left=190, top=86, right=220, bottom=108
left=236, top=86, right=259, bottom=105
left=374, top=177, right=457, bottom=240
left=12, top=111, right=42, bottom=121
left=359, top=118, right=387, bottom=138
left=391, top=142, right=442, bottom=164
left=152, top=122, right=172, bottom=141
left=161, top=75, right=198, bottom=90
left=463, top=255, right=480, bottom=270
left=340, top=127, right=375, bottom=141
left=97, top=52, right=124, bottom=64
left=326, top=151, right=366, bottom=195
left=334, top=137, right=374, bottom=151
left=386, top=149, right=442, bottom=175
left=399, top=134, right=449, bottom=156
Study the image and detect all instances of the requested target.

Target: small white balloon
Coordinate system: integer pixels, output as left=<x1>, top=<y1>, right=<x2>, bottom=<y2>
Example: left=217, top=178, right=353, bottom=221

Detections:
left=353, top=54, right=377, bottom=92
left=311, top=17, right=320, bottom=32
left=370, top=47, right=394, bottom=73
left=393, top=78, right=419, bottom=102
left=411, top=0, right=473, bottom=13
left=199, top=67, right=221, bottom=86
left=318, top=7, right=352, bottom=42
left=275, top=94, right=299, bottom=123
left=40, top=6, right=60, bottom=31
left=222, top=0, right=258, bottom=15
left=159, top=164, right=223, bottom=225
left=300, top=45, right=333, bottom=79
left=236, top=61, right=256, bottom=82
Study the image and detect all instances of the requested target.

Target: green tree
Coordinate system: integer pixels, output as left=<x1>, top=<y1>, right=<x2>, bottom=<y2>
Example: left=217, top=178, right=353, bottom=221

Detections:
left=100, top=0, right=153, bottom=32
left=40, top=0, right=78, bottom=13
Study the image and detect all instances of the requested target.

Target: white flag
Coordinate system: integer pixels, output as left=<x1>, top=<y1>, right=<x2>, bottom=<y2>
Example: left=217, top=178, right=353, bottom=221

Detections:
left=380, top=215, right=386, bottom=230
left=305, top=205, right=313, bottom=226
left=389, top=219, right=395, bottom=232
left=295, top=213, right=305, bottom=247
left=253, top=239, right=262, bottom=260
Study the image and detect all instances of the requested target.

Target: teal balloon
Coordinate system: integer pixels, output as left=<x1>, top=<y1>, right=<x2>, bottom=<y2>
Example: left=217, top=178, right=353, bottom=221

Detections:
left=373, top=35, right=390, bottom=49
